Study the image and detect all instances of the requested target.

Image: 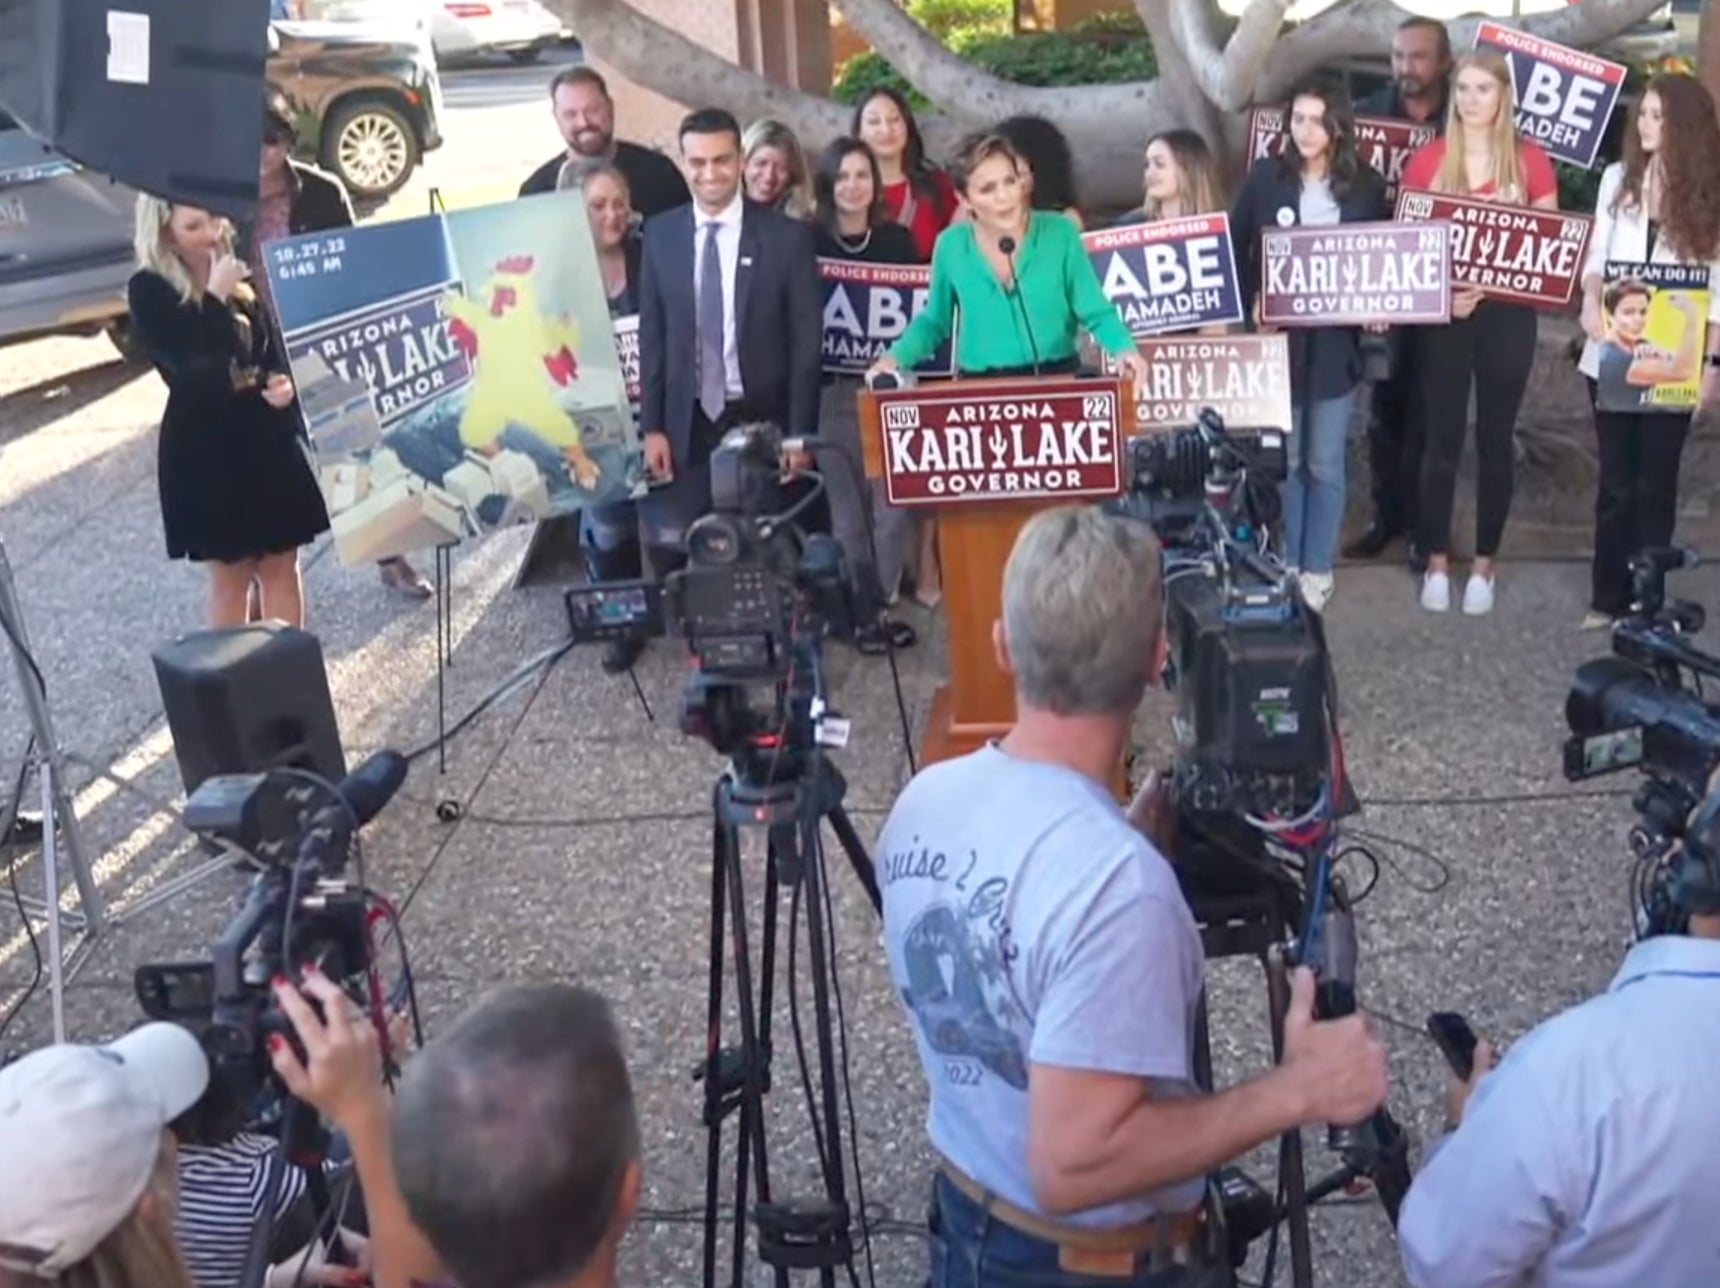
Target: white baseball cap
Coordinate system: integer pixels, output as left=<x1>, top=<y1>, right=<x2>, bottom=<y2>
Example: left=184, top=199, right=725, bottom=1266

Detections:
left=0, top=1023, right=209, bottom=1277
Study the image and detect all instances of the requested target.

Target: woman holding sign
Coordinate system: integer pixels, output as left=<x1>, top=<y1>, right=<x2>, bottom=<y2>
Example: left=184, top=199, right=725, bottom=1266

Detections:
left=1231, top=74, right=1388, bottom=613
left=1400, top=50, right=1559, bottom=617
left=867, top=133, right=1149, bottom=387
left=812, top=138, right=920, bottom=654
left=1576, top=73, right=1720, bottom=629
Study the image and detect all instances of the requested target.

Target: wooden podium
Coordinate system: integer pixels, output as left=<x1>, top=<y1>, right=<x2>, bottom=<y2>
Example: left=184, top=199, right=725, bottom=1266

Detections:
left=858, top=372, right=1136, bottom=770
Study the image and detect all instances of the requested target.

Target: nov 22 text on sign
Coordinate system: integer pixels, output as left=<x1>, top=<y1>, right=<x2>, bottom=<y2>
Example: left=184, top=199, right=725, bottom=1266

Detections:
left=1247, top=109, right=1437, bottom=203
left=1474, top=22, right=1626, bottom=171
left=1396, top=190, right=1592, bottom=309
left=875, top=377, right=1123, bottom=507
left=1259, top=222, right=1452, bottom=327
left=1083, top=214, right=1244, bottom=337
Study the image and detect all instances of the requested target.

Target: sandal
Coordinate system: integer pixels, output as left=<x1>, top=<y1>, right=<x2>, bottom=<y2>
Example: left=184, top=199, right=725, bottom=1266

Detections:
left=855, top=617, right=917, bottom=656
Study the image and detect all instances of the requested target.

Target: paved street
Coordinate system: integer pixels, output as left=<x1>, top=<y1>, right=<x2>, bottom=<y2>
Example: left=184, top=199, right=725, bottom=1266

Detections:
left=3, top=55, right=1720, bottom=1288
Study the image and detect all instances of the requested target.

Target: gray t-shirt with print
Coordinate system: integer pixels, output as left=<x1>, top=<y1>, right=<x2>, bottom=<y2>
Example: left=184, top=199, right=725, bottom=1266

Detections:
left=878, top=743, right=1208, bottom=1228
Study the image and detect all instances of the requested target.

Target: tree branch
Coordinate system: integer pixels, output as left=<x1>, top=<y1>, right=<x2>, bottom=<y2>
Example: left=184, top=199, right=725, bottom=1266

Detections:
left=1258, top=0, right=1670, bottom=104
left=542, top=0, right=849, bottom=143
left=1169, top=0, right=1290, bottom=112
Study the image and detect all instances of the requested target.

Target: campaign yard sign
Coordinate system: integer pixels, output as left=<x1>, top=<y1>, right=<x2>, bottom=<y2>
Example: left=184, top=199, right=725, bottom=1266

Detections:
left=1246, top=107, right=1438, bottom=202
left=1396, top=189, right=1592, bottom=309
left=818, top=259, right=952, bottom=376
left=1132, top=334, right=1292, bottom=435
left=1595, top=263, right=1711, bottom=413
left=1259, top=222, right=1452, bottom=327
left=1474, top=22, right=1626, bottom=170
left=613, top=313, right=640, bottom=407
left=1083, top=214, right=1243, bottom=337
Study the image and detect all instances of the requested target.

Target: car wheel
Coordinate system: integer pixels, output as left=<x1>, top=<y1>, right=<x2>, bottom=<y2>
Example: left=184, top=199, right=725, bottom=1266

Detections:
left=322, top=99, right=420, bottom=200
left=506, top=42, right=545, bottom=63
left=104, top=317, right=148, bottom=365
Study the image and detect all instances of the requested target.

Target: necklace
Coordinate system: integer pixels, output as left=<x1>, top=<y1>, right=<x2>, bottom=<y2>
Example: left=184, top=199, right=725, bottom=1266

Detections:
left=836, top=228, right=872, bottom=254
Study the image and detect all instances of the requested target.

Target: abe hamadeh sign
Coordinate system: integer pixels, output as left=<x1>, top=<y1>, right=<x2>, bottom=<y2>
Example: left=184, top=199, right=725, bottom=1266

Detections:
left=874, top=378, right=1123, bottom=506
left=818, top=260, right=953, bottom=376
left=1083, top=214, right=1244, bottom=337
left=1474, top=23, right=1626, bottom=171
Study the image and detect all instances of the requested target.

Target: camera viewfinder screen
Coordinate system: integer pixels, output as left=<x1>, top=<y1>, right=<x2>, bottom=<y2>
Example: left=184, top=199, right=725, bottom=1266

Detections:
left=1583, top=726, right=1643, bottom=775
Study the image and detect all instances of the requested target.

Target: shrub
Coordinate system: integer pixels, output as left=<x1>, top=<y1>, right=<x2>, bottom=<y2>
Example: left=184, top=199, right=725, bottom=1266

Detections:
left=907, top=0, right=1010, bottom=39
left=832, top=17, right=1157, bottom=106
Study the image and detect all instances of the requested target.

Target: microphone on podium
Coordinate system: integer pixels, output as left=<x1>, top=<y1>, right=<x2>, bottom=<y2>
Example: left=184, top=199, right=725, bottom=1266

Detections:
left=998, top=234, right=1044, bottom=377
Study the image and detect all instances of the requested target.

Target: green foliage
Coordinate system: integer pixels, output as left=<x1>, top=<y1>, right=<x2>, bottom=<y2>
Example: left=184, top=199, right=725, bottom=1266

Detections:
left=831, top=15, right=1157, bottom=107
left=906, top=0, right=1011, bottom=39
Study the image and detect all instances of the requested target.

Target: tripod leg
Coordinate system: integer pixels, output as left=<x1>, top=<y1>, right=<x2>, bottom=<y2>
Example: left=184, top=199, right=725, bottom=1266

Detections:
left=825, top=804, right=880, bottom=916
left=801, top=813, right=853, bottom=1288
left=1266, top=950, right=1315, bottom=1288
left=702, top=803, right=731, bottom=1288
left=725, top=824, right=775, bottom=1288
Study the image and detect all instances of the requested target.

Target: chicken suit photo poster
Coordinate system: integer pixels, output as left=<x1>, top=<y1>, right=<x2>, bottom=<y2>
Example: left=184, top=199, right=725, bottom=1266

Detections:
left=263, top=190, right=643, bottom=565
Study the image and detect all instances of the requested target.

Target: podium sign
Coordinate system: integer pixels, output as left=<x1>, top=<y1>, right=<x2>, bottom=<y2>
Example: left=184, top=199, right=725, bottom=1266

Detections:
left=873, top=378, right=1124, bottom=507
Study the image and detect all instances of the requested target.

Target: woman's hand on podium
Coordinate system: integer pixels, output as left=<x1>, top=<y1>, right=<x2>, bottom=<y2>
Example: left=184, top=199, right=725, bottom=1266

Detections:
left=1115, top=348, right=1151, bottom=398
left=866, top=353, right=901, bottom=385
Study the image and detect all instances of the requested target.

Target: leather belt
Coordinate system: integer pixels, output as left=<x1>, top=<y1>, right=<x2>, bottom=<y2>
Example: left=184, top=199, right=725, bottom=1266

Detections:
left=936, top=1155, right=1203, bottom=1271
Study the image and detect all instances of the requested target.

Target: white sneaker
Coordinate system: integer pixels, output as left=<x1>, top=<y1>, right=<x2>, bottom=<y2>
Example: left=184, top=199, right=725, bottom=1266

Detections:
left=1462, top=573, right=1495, bottom=616
left=1420, top=571, right=1451, bottom=612
left=1298, top=571, right=1335, bottom=613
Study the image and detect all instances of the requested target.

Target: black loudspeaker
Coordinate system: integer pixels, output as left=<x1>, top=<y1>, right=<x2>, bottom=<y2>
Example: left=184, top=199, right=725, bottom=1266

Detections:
left=0, top=0, right=268, bottom=217
left=152, top=623, right=346, bottom=796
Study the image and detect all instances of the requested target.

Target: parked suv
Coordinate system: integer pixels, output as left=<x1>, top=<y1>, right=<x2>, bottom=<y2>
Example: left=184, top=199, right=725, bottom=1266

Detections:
left=0, top=20, right=442, bottom=352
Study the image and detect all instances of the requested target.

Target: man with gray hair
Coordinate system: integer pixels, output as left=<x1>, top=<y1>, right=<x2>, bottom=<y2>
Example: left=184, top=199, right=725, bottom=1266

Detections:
left=878, top=505, right=1389, bottom=1288
left=389, top=984, right=641, bottom=1288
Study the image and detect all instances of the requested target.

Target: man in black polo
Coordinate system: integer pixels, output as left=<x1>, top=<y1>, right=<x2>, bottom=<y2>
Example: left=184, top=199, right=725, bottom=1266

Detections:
left=519, top=66, right=688, bottom=218
left=1347, top=16, right=1452, bottom=570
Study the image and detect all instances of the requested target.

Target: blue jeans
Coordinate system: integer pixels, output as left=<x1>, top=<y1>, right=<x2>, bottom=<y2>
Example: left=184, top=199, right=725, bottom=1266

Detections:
left=927, top=1174, right=1231, bottom=1288
left=1279, top=391, right=1356, bottom=575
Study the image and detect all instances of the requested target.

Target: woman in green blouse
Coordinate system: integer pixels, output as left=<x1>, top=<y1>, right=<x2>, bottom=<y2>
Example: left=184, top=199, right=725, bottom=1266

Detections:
left=867, top=133, right=1148, bottom=386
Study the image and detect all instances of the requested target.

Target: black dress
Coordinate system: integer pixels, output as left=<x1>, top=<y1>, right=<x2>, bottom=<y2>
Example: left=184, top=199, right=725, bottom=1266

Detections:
left=127, top=270, right=331, bottom=563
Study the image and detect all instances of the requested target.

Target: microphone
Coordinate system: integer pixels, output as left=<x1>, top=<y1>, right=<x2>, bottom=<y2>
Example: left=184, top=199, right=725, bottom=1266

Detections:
left=323, top=750, right=410, bottom=830
left=998, top=234, right=1043, bottom=377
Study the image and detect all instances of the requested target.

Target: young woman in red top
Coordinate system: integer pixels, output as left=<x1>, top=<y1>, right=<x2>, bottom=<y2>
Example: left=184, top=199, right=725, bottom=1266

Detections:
left=1399, top=50, right=1559, bottom=616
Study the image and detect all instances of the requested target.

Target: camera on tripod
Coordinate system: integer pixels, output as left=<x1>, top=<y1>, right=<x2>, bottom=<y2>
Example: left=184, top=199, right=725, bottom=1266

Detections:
left=133, top=751, right=407, bottom=1114
left=1566, top=548, right=1720, bottom=867
left=563, top=423, right=853, bottom=768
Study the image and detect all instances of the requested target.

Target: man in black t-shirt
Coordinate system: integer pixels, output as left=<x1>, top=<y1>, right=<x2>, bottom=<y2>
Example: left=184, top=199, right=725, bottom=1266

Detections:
left=518, top=66, right=689, bottom=218
left=1348, top=16, right=1452, bottom=570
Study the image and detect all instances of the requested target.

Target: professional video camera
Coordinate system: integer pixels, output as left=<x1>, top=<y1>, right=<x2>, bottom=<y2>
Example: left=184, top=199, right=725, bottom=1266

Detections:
left=1110, top=410, right=1341, bottom=851
left=134, top=751, right=408, bottom=1114
left=1111, top=410, right=1409, bottom=1283
left=1565, top=548, right=1720, bottom=927
left=563, top=423, right=853, bottom=772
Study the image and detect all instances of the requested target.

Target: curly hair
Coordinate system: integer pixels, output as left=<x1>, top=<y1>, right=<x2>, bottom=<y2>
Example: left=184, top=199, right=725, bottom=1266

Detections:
left=1615, top=73, right=1720, bottom=264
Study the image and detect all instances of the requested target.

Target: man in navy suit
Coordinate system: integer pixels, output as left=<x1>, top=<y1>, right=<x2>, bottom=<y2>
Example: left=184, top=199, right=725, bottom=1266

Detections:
left=635, top=107, right=824, bottom=577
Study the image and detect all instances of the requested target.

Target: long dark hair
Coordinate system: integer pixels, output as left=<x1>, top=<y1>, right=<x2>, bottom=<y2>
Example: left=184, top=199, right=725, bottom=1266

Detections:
left=813, top=137, right=886, bottom=235
left=851, top=87, right=944, bottom=204
left=996, top=114, right=1079, bottom=213
left=1614, top=72, right=1720, bottom=264
left=1280, top=73, right=1362, bottom=199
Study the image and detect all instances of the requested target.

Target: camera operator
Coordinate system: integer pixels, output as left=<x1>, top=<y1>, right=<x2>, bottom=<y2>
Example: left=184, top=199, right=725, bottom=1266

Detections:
left=1397, top=848, right=1720, bottom=1286
left=878, top=505, right=1388, bottom=1287
left=0, top=974, right=433, bottom=1288
left=388, top=984, right=640, bottom=1288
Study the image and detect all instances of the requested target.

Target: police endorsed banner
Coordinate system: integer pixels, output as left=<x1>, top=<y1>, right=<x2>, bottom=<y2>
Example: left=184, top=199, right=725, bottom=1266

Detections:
left=1474, top=22, right=1626, bottom=170
left=1133, top=334, right=1292, bottom=434
left=874, top=377, right=1123, bottom=506
left=1246, top=107, right=1438, bottom=202
left=1396, top=189, right=1592, bottom=309
left=1083, top=214, right=1243, bottom=336
left=818, top=258, right=952, bottom=376
left=1259, top=222, right=1451, bottom=327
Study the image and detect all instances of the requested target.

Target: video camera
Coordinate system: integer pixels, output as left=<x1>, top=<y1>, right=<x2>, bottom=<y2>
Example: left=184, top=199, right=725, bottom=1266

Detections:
left=1109, top=410, right=1340, bottom=851
left=134, top=751, right=407, bottom=1115
left=1565, top=548, right=1720, bottom=926
left=563, top=424, right=852, bottom=773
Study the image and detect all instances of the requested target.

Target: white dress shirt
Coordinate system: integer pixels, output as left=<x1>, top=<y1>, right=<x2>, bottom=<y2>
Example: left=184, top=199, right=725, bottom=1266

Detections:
left=1398, top=934, right=1720, bottom=1288
left=1579, top=161, right=1720, bottom=381
left=692, top=189, right=745, bottom=400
